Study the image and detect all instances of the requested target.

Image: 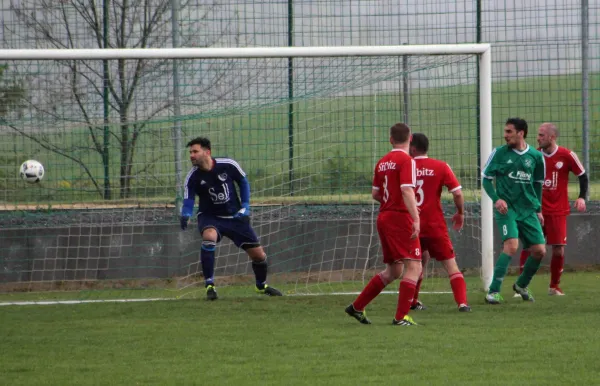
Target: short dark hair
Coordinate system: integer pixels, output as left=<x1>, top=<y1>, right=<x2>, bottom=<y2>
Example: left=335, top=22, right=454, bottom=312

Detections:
left=390, top=123, right=411, bottom=143
left=186, top=137, right=211, bottom=150
left=410, top=133, right=429, bottom=154
left=505, top=117, right=528, bottom=138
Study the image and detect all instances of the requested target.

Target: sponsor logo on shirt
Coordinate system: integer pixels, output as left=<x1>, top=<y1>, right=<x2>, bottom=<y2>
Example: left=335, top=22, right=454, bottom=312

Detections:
left=209, top=183, right=231, bottom=204
left=508, top=170, right=531, bottom=182
left=544, top=171, right=559, bottom=190
left=416, top=168, right=434, bottom=177
left=378, top=161, right=396, bottom=172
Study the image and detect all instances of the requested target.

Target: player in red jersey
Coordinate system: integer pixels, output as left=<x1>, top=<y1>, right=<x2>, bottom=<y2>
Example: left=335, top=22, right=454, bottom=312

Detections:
left=518, top=123, right=588, bottom=295
left=409, top=133, right=470, bottom=312
left=345, top=123, right=422, bottom=326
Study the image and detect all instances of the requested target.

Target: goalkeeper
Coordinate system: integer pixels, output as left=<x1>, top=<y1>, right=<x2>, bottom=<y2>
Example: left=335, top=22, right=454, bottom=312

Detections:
left=482, top=118, right=546, bottom=304
left=180, top=137, right=282, bottom=300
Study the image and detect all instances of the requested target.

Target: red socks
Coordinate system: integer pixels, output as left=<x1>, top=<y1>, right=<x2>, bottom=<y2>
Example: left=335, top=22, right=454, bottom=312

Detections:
left=411, top=273, right=424, bottom=307
left=519, top=250, right=529, bottom=274
left=449, top=272, right=468, bottom=305
left=550, top=255, right=565, bottom=288
left=395, top=279, right=417, bottom=321
left=353, top=274, right=387, bottom=311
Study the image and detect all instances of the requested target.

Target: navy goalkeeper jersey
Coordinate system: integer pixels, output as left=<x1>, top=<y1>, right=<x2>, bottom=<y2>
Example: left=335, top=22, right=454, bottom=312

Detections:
left=182, top=158, right=247, bottom=217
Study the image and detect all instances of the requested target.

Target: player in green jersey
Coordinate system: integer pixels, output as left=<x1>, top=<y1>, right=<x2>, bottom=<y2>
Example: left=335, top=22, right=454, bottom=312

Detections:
left=482, top=118, right=546, bottom=304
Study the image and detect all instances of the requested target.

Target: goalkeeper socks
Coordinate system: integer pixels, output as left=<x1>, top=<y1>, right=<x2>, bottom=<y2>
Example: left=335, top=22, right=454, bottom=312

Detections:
left=353, top=273, right=387, bottom=311
left=252, top=259, right=268, bottom=289
left=550, top=255, right=565, bottom=288
left=488, top=252, right=512, bottom=293
left=411, top=272, right=424, bottom=307
left=449, top=272, right=468, bottom=305
left=395, top=278, right=417, bottom=321
left=519, top=250, right=529, bottom=274
left=516, top=256, right=542, bottom=289
left=200, top=240, right=216, bottom=287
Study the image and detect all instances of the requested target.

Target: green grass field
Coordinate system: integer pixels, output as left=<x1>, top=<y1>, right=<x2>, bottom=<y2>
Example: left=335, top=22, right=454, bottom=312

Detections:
left=2, top=272, right=600, bottom=385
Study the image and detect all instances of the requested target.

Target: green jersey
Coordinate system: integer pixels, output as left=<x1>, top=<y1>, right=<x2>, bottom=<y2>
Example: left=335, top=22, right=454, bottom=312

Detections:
left=482, top=144, right=545, bottom=213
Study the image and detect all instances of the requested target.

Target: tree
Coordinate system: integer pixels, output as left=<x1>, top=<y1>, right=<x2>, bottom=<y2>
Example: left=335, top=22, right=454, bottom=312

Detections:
left=0, top=65, right=26, bottom=120
left=5, top=0, right=247, bottom=199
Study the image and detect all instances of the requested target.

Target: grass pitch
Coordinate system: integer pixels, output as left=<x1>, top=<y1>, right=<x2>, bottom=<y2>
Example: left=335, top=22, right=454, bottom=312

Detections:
left=2, top=272, right=600, bottom=385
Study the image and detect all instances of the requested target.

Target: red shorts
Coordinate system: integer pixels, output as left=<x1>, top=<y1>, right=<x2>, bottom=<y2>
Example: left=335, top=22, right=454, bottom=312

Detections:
left=377, top=212, right=421, bottom=264
left=419, top=232, right=455, bottom=261
left=543, top=214, right=567, bottom=245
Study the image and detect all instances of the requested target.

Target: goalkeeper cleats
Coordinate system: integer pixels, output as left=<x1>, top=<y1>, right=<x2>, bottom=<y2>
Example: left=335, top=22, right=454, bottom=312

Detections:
left=513, top=283, right=535, bottom=302
left=458, top=304, right=471, bottom=312
left=485, top=292, right=503, bottom=304
left=256, top=285, right=283, bottom=296
left=392, top=315, right=418, bottom=326
left=345, top=304, right=372, bottom=325
left=410, top=300, right=427, bottom=311
left=548, top=287, right=565, bottom=296
left=206, top=285, right=218, bottom=301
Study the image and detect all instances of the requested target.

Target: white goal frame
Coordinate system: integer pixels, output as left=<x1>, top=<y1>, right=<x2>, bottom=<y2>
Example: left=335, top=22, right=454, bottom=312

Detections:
left=0, top=44, right=494, bottom=290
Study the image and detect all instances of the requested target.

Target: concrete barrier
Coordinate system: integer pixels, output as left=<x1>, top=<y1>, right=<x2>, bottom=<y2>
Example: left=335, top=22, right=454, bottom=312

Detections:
left=1, top=213, right=598, bottom=284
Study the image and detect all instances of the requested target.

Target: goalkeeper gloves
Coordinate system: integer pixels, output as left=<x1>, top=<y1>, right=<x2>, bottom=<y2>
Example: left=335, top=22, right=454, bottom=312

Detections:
left=234, top=203, right=251, bottom=219
left=180, top=216, right=190, bottom=230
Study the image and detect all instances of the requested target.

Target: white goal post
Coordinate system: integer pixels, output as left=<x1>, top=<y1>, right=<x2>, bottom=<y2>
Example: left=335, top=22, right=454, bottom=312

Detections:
left=0, top=44, right=494, bottom=291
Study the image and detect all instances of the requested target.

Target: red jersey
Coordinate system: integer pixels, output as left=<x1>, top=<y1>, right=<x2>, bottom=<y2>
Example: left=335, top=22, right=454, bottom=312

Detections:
left=540, top=146, right=585, bottom=215
left=372, top=149, right=416, bottom=213
left=413, top=156, right=461, bottom=238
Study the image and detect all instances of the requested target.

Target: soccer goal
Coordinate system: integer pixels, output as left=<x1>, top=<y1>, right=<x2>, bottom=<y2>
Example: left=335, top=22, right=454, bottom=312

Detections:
left=0, top=44, right=493, bottom=303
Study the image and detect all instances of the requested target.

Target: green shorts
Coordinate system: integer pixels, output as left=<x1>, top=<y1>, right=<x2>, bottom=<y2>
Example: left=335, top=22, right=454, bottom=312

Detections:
left=495, top=209, right=545, bottom=248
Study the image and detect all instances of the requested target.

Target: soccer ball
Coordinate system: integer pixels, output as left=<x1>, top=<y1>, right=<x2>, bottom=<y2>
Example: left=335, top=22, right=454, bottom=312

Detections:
left=20, top=160, right=45, bottom=183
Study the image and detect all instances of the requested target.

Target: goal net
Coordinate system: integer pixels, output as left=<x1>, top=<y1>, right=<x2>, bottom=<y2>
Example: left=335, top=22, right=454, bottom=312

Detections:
left=0, top=45, right=493, bottom=302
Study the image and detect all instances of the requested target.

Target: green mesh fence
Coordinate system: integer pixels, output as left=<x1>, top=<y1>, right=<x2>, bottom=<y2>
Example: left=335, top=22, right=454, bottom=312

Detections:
left=0, top=0, right=598, bottom=300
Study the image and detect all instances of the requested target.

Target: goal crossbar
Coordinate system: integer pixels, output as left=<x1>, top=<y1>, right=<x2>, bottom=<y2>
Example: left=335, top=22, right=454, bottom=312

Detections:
left=0, top=44, right=491, bottom=60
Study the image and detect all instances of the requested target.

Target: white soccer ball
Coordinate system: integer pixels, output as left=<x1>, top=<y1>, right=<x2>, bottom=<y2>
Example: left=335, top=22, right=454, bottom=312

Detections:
left=20, top=160, right=45, bottom=183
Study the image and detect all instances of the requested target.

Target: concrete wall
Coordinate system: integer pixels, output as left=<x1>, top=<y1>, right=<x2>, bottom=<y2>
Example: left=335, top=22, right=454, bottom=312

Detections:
left=1, top=214, right=598, bottom=284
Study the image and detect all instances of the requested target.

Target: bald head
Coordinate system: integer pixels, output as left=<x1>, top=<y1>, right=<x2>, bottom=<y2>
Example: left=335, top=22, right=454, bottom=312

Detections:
left=537, top=122, right=559, bottom=152
left=539, top=122, right=559, bottom=137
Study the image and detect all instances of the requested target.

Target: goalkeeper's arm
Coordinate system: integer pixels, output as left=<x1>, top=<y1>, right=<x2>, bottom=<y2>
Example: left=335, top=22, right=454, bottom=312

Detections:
left=234, top=176, right=251, bottom=217
left=180, top=180, right=195, bottom=230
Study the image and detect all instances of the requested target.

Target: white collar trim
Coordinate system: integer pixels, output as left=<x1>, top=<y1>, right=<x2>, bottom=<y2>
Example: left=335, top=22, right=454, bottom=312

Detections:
left=511, top=144, right=529, bottom=156
left=542, top=146, right=559, bottom=157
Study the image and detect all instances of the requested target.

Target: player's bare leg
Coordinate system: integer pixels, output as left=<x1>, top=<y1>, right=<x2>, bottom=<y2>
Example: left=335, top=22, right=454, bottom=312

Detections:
left=441, top=259, right=470, bottom=311
left=410, top=251, right=429, bottom=311
left=514, top=243, right=546, bottom=301
left=245, top=246, right=282, bottom=296
left=486, top=238, right=519, bottom=304
left=201, top=228, right=219, bottom=300
left=549, top=245, right=566, bottom=295
left=393, top=259, right=421, bottom=325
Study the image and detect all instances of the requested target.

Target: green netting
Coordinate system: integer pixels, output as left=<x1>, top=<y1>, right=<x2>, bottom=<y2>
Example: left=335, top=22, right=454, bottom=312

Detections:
left=0, top=52, right=485, bottom=297
left=1, top=0, right=599, bottom=299
left=0, top=55, right=477, bottom=205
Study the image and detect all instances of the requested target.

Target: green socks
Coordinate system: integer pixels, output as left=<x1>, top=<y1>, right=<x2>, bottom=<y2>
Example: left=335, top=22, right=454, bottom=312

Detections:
left=516, top=256, right=542, bottom=289
left=488, top=252, right=512, bottom=293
